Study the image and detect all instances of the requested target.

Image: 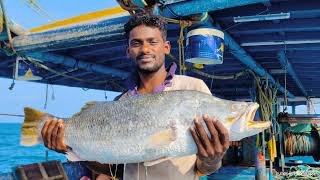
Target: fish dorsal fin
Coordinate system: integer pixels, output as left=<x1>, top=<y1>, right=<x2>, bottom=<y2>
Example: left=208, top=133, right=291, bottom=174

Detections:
left=72, top=101, right=97, bottom=118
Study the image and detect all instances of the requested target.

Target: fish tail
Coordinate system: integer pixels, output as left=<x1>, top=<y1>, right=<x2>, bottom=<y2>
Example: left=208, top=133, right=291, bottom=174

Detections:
left=21, top=107, right=46, bottom=146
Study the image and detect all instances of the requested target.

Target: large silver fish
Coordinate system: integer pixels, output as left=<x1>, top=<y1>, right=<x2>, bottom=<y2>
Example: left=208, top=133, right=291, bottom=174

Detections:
left=21, top=90, right=270, bottom=164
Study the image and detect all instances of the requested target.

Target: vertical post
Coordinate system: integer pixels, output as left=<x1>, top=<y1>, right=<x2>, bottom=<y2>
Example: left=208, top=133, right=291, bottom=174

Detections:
left=277, top=98, right=285, bottom=172
left=0, top=0, right=13, bottom=45
left=292, top=105, right=296, bottom=115
left=262, top=132, right=266, bottom=156
left=307, top=99, right=314, bottom=114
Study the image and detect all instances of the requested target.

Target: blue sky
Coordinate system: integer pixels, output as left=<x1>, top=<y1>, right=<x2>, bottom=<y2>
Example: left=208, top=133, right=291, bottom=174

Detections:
left=0, top=0, right=120, bottom=123
left=6, top=0, right=119, bottom=29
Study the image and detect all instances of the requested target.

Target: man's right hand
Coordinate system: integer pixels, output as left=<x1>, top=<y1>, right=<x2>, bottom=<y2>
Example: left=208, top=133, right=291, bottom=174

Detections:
left=41, top=117, right=68, bottom=153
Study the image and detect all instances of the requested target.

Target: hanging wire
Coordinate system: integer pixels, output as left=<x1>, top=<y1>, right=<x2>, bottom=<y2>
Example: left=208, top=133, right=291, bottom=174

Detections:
left=0, top=113, right=24, bottom=117
left=19, top=0, right=56, bottom=22
left=283, top=41, right=288, bottom=112
left=8, top=59, right=15, bottom=90
left=167, top=53, right=250, bottom=80
left=177, top=20, right=192, bottom=75
left=108, top=164, right=118, bottom=180
left=24, top=56, right=125, bottom=91
left=50, top=84, right=55, bottom=101
left=44, top=83, right=49, bottom=109
left=209, top=78, right=214, bottom=91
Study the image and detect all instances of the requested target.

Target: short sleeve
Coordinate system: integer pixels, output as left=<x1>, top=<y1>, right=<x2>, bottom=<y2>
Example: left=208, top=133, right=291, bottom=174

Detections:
left=197, top=79, right=212, bottom=95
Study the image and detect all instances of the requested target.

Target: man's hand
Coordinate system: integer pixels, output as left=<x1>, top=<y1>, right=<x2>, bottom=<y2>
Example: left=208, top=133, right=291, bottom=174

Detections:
left=41, top=117, right=68, bottom=153
left=190, top=114, right=230, bottom=175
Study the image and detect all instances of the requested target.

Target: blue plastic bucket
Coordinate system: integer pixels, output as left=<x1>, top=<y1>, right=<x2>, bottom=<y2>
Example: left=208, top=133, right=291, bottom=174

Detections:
left=185, top=28, right=224, bottom=65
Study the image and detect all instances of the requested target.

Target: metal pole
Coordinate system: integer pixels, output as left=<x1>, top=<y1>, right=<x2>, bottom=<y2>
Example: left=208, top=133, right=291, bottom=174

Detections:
left=0, top=0, right=13, bottom=45
left=292, top=105, right=296, bottom=115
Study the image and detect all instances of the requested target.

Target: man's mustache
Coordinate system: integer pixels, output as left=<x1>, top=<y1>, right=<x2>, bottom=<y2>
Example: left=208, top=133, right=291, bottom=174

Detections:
left=137, top=54, right=155, bottom=60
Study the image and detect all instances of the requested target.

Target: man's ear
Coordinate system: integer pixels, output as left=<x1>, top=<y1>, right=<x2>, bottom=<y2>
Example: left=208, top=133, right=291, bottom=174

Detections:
left=164, top=41, right=171, bottom=55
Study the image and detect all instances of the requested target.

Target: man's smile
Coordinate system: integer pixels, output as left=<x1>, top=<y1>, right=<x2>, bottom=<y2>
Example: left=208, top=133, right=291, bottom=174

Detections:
left=138, top=55, right=155, bottom=63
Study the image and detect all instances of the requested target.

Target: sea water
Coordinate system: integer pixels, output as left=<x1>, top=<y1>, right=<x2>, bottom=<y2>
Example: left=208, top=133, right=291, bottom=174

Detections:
left=0, top=123, right=66, bottom=173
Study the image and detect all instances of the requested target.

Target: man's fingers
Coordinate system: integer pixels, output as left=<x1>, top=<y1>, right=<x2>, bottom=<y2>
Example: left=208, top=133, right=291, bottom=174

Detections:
left=51, top=120, right=61, bottom=150
left=213, top=120, right=230, bottom=151
left=194, top=116, right=215, bottom=155
left=46, top=120, right=58, bottom=149
left=57, top=120, right=67, bottom=153
left=41, top=121, right=50, bottom=146
left=190, top=126, right=208, bottom=157
left=203, top=115, right=222, bottom=148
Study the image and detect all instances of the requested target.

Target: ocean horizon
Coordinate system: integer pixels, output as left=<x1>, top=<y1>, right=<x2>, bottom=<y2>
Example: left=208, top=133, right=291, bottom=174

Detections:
left=0, top=123, right=66, bottom=173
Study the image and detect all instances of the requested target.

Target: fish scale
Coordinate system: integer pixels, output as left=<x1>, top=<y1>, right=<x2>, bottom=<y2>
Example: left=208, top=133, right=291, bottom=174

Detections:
left=21, top=90, right=271, bottom=164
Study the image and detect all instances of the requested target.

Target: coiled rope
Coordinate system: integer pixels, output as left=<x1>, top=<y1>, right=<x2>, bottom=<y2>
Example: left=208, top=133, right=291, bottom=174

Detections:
left=274, top=165, right=320, bottom=180
left=284, top=131, right=317, bottom=157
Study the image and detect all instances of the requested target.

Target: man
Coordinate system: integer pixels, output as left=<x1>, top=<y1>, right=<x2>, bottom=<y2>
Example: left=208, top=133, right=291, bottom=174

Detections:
left=42, top=13, right=230, bottom=180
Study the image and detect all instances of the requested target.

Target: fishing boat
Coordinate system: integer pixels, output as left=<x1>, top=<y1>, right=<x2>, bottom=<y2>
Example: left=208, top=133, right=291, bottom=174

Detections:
left=0, top=0, right=319, bottom=179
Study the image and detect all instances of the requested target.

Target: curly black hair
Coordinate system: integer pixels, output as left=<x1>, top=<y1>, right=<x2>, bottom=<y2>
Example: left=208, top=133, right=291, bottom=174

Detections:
left=124, top=13, right=167, bottom=41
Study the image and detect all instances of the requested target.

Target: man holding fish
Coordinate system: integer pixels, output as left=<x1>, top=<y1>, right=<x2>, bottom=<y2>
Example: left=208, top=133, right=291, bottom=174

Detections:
left=40, top=13, right=231, bottom=179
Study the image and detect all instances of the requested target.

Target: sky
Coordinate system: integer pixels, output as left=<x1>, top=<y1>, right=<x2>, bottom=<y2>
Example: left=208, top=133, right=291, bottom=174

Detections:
left=0, top=0, right=319, bottom=123
left=0, top=0, right=120, bottom=123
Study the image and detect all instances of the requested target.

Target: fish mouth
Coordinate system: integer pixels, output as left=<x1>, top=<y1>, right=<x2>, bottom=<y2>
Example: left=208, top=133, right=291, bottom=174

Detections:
left=247, top=103, right=271, bottom=128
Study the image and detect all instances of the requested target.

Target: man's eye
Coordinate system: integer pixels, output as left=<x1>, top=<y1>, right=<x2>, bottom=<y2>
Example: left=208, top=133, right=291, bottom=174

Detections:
left=131, top=42, right=140, bottom=47
left=150, top=41, right=158, bottom=45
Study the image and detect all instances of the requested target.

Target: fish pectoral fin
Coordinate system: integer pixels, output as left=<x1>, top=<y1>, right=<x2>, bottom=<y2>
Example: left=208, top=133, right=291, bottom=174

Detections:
left=248, top=121, right=271, bottom=128
left=144, top=157, right=172, bottom=166
left=66, top=150, right=83, bottom=161
left=146, top=128, right=177, bottom=149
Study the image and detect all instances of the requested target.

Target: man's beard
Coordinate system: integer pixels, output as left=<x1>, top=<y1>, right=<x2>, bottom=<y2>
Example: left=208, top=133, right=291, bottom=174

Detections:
left=134, top=55, right=163, bottom=75
left=136, top=62, right=162, bottom=74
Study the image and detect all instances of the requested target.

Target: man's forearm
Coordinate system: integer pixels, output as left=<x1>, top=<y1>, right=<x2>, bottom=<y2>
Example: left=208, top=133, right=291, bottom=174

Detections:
left=196, top=158, right=222, bottom=175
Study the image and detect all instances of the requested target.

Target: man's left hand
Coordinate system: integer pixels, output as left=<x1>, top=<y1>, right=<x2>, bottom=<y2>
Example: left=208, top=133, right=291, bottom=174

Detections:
left=190, top=114, right=230, bottom=174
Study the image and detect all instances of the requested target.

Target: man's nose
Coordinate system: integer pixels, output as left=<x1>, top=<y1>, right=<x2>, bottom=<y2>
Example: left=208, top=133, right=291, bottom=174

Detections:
left=141, top=43, right=151, bottom=54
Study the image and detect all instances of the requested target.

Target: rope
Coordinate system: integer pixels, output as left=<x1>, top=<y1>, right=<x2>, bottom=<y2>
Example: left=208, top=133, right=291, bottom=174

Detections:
left=22, top=56, right=126, bottom=91
left=177, top=20, right=192, bottom=75
left=108, top=164, right=118, bottom=180
left=44, top=83, right=49, bottom=109
left=274, top=165, right=320, bottom=180
left=0, top=113, right=24, bottom=117
left=167, top=53, right=250, bottom=80
left=3, top=43, right=126, bottom=92
left=19, top=0, right=56, bottom=22
left=248, top=70, right=278, bottom=123
left=284, top=131, right=316, bottom=157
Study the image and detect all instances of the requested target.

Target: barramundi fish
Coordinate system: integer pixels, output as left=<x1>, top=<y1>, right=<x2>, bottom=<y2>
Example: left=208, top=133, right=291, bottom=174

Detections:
left=21, top=90, right=270, bottom=164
